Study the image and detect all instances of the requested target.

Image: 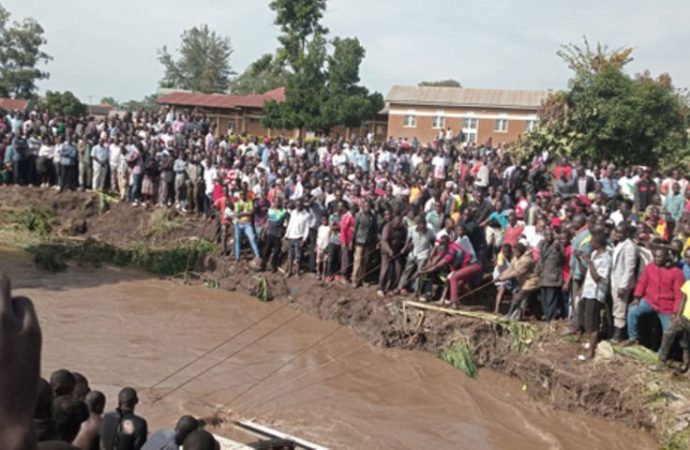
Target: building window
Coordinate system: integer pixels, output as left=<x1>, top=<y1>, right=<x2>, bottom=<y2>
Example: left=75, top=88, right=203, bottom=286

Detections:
left=404, top=114, right=416, bottom=128
left=432, top=115, right=445, bottom=129
left=462, top=118, right=478, bottom=130
left=495, top=119, right=508, bottom=132
left=525, top=120, right=537, bottom=132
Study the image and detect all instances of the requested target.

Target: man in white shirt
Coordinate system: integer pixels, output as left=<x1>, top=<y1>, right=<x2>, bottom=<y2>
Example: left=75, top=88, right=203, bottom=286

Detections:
left=431, top=151, right=446, bottom=181
left=202, top=157, right=218, bottom=218
left=284, top=200, right=311, bottom=277
left=109, top=140, right=122, bottom=193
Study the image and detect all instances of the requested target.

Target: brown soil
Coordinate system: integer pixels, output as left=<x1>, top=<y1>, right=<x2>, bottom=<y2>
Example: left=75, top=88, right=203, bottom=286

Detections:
left=1, top=185, right=687, bottom=447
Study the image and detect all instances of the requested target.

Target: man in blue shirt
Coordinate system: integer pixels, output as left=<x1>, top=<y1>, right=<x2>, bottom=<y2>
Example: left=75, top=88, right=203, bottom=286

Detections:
left=59, top=137, right=78, bottom=192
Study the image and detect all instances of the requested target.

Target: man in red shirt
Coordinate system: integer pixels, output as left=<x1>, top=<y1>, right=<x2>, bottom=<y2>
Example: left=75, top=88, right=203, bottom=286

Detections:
left=503, top=211, right=525, bottom=246
left=624, top=248, right=685, bottom=346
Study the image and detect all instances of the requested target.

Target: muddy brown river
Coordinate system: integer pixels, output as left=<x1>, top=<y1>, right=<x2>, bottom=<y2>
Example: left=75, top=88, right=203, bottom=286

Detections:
left=2, top=250, right=655, bottom=449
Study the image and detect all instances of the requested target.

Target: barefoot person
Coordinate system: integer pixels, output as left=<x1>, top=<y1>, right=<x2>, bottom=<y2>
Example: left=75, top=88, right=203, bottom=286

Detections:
left=575, top=231, right=611, bottom=360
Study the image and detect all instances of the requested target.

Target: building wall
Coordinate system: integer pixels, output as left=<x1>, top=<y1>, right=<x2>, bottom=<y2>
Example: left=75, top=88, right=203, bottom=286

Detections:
left=387, top=103, right=538, bottom=145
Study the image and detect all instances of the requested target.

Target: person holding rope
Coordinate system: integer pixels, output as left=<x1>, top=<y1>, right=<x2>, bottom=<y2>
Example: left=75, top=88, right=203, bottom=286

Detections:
left=377, top=209, right=407, bottom=297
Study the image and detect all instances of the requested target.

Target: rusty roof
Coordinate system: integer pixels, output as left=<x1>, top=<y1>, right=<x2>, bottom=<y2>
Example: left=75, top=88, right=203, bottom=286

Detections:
left=386, top=85, right=550, bottom=110
left=0, top=98, right=29, bottom=112
left=157, top=87, right=285, bottom=110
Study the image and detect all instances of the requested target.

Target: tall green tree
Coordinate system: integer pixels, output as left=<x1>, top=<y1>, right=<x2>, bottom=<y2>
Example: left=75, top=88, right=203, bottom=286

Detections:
left=269, top=0, right=327, bottom=71
left=229, top=53, right=288, bottom=95
left=0, top=3, right=51, bottom=99
left=418, top=79, right=462, bottom=88
left=41, top=91, right=87, bottom=117
left=100, top=96, right=119, bottom=108
left=513, top=38, right=689, bottom=169
left=158, top=24, right=234, bottom=93
left=321, top=37, right=383, bottom=129
left=122, top=93, right=159, bottom=112
left=263, top=0, right=382, bottom=134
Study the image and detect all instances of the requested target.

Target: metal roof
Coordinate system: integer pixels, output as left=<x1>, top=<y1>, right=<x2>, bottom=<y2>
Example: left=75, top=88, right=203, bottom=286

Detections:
left=386, top=85, right=550, bottom=110
left=157, top=87, right=285, bottom=110
left=0, top=98, right=29, bottom=112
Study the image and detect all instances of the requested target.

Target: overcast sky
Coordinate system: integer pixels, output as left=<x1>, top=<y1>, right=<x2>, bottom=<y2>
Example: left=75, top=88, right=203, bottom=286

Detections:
left=3, top=0, right=689, bottom=104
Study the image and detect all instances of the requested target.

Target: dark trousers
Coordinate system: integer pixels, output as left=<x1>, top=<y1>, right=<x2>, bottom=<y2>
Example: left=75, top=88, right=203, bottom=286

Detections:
left=659, top=319, right=690, bottom=362
left=13, top=160, right=29, bottom=185
left=262, top=234, right=282, bottom=270
left=379, top=252, right=402, bottom=292
left=541, top=286, right=563, bottom=322
left=340, top=242, right=350, bottom=277
left=508, top=288, right=539, bottom=320
left=60, top=164, right=77, bottom=191
left=327, top=243, right=340, bottom=276
left=28, top=155, right=37, bottom=185
left=308, top=228, right=318, bottom=273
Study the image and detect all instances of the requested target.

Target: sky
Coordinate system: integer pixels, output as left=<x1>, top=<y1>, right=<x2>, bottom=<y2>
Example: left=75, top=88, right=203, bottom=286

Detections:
left=3, top=0, right=689, bottom=104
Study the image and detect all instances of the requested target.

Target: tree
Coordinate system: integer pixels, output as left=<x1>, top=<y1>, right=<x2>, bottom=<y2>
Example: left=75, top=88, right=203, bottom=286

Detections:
left=321, top=37, right=383, bottom=129
left=0, top=4, right=51, bottom=99
left=158, top=24, right=234, bottom=93
left=229, top=54, right=288, bottom=95
left=41, top=91, right=87, bottom=117
left=269, top=0, right=327, bottom=71
left=263, top=1, right=383, bottom=134
left=512, top=38, right=689, bottom=169
left=121, top=93, right=159, bottom=113
left=418, top=79, right=462, bottom=88
left=100, top=96, right=119, bottom=108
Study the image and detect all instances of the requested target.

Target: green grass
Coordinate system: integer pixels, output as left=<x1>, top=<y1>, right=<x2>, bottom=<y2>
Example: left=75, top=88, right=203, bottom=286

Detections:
left=2, top=206, right=55, bottom=236
left=26, top=238, right=215, bottom=277
left=440, top=339, right=477, bottom=379
left=143, top=209, right=184, bottom=238
left=251, top=275, right=273, bottom=302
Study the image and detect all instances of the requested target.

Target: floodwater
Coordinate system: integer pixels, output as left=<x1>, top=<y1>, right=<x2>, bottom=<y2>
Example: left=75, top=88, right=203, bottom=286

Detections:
left=3, top=250, right=655, bottom=450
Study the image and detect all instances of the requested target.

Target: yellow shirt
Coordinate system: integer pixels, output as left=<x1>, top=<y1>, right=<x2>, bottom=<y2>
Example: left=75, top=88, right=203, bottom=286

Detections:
left=409, top=187, right=421, bottom=204
left=681, top=281, right=690, bottom=321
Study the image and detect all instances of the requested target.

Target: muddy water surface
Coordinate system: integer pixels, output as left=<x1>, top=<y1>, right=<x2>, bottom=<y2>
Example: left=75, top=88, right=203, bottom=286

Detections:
left=3, top=250, right=655, bottom=450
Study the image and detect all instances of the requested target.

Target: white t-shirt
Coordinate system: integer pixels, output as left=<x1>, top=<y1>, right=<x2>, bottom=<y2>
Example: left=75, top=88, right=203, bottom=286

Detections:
left=317, top=225, right=331, bottom=251
left=432, top=155, right=446, bottom=179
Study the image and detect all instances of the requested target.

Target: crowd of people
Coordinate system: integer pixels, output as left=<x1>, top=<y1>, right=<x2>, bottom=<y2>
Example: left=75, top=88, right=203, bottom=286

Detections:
left=3, top=107, right=690, bottom=364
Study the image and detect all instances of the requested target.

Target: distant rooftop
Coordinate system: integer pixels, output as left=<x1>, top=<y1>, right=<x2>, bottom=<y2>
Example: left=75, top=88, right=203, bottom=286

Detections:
left=157, top=87, right=285, bottom=110
left=386, top=85, right=551, bottom=110
left=0, top=98, right=29, bottom=112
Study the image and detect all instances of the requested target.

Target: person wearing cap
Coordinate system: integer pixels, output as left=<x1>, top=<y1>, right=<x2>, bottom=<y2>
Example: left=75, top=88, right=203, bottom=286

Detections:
left=100, top=387, right=148, bottom=450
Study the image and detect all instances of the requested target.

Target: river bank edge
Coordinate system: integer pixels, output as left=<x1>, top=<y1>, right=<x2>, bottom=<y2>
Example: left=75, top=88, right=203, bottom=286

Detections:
left=0, top=186, right=688, bottom=449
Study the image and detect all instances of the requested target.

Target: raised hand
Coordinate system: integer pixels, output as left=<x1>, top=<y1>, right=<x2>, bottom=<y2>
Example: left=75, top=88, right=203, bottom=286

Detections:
left=0, top=275, right=42, bottom=450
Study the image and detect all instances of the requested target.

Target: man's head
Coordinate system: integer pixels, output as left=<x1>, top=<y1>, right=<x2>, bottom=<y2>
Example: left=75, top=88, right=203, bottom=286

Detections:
left=653, top=248, right=670, bottom=267
left=117, top=387, right=139, bottom=412
left=53, top=396, right=89, bottom=443
left=50, top=369, right=76, bottom=398
left=183, top=429, right=219, bottom=450
left=85, top=390, right=106, bottom=416
left=72, top=372, right=90, bottom=401
left=571, top=214, right=586, bottom=231
left=175, top=415, right=200, bottom=445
